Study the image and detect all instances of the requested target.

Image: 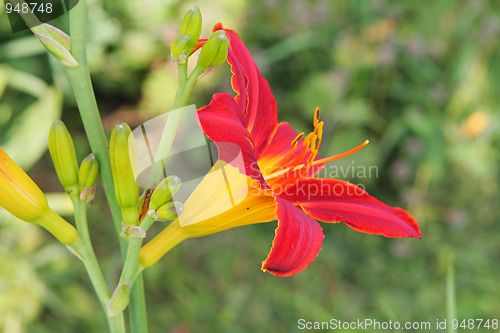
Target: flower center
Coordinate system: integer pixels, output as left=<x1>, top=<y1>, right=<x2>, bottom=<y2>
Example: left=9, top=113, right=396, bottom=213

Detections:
left=265, top=107, right=369, bottom=181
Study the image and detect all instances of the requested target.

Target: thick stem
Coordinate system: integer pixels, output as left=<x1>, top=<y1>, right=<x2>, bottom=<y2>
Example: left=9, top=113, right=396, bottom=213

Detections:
left=67, top=0, right=125, bottom=251
left=66, top=1, right=131, bottom=331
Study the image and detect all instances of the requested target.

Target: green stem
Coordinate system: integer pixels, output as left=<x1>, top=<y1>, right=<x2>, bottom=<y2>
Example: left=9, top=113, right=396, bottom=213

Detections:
left=66, top=0, right=124, bottom=251
left=129, top=275, right=148, bottom=333
left=120, top=217, right=156, bottom=286
left=71, top=238, right=126, bottom=332
left=71, top=198, right=125, bottom=332
left=177, top=63, right=188, bottom=94
left=176, top=66, right=204, bottom=109
left=66, top=1, right=136, bottom=331
left=72, top=197, right=90, bottom=244
left=108, top=216, right=156, bottom=317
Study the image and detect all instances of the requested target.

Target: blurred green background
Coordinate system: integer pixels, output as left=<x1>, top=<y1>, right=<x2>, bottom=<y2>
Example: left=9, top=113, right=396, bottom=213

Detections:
left=1, top=0, right=500, bottom=332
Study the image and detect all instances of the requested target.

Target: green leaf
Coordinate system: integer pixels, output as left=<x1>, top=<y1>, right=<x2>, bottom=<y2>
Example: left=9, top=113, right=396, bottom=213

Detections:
left=1, top=87, right=62, bottom=169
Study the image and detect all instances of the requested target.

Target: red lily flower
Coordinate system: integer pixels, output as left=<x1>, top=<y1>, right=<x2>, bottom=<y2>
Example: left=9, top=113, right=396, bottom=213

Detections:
left=139, top=24, right=421, bottom=277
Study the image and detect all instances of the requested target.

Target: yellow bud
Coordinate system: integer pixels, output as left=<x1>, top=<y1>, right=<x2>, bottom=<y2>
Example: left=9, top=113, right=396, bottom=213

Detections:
left=110, top=123, right=139, bottom=225
left=149, top=176, right=181, bottom=211
left=0, top=146, right=48, bottom=221
left=0, top=146, right=78, bottom=245
left=196, top=30, right=229, bottom=71
left=48, top=120, right=80, bottom=198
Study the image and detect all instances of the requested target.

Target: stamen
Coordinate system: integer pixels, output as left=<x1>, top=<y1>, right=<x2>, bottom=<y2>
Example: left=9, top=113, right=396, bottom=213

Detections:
left=316, top=122, right=324, bottom=151
left=308, top=150, right=318, bottom=165
left=309, top=137, right=317, bottom=156
left=291, top=132, right=304, bottom=146
left=313, top=107, right=320, bottom=127
left=302, top=132, right=314, bottom=147
left=267, top=140, right=369, bottom=181
left=311, top=140, right=369, bottom=166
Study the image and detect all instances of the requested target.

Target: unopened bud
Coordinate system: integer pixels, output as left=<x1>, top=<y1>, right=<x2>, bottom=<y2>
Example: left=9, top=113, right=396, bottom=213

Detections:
left=171, top=34, right=192, bottom=65
left=41, top=23, right=71, bottom=50
left=156, top=202, right=184, bottom=221
left=110, top=123, right=139, bottom=225
left=79, top=154, right=99, bottom=203
left=31, top=24, right=78, bottom=67
left=179, top=6, right=202, bottom=53
left=149, top=176, right=181, bottom=211
left=48, top=120, right=80, bottom=199
left=196, top=30, right=229, bottom=71
left=0, top=146, right=78, bottom=245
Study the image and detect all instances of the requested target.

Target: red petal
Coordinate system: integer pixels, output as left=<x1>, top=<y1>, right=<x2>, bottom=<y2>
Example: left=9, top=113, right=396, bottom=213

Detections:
left=195, top=93, right=268, bottom=188
left=190, top=39, right=207, bottom=55
left=280, top=178, right=421, bottom=238
left=221, top=25, right=278, bottom=158
left=262, top=197, right=324, bottom=277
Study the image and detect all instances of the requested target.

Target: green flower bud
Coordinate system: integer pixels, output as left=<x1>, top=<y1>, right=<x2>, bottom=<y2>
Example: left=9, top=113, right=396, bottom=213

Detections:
left=41, top=23, right=71, bottom=50
left=156, top=202, right=184, bottom=221
left=31, top=24, right=78, bottom=67
left=79, top=153, right=99, bottom=203
left=48, top=120, right=80, bottom=198
left=196, top=30, right=229, bottom=71
left=179, top=6, right=202, bottom=53
left=149, top=176, right=182, bottom=211
left=110, top=123, right=139, bottom=225
left=171, top=34, right=192, bottom=65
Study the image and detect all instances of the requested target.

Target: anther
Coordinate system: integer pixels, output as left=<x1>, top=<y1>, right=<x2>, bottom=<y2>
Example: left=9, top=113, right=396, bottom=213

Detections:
left=291, top=132, right=305, bottom=146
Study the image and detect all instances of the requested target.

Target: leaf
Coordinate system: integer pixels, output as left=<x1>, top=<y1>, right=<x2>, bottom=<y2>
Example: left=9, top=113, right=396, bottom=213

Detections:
left=1, top=87, right=62, bottom=169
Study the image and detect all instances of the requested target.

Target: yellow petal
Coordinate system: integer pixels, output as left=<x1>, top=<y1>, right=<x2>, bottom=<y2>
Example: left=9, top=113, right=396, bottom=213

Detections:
left=139, top=161, right=276, bottom=268
left=0, top=146, right=48, bottom=221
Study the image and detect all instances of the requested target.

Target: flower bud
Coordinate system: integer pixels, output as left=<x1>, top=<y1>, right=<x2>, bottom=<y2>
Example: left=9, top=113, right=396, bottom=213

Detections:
left=48, top=120, right=80, bottom=199
left=149, top=176, right=181, bottom=211
left=110, top=123, right=139, bottom=225
left=41, top=23, right=71, bottom=50
left=179, top=6, right=202, bottom=53
left=171, top=34, right=192, bottom=65
left=0, top=146, right=78, bottom=245
left=196, top=30, right=229, bottom=71
left=1, top=146, right=49, bottom=221
left=31, top=24, right=78, bottom=67
left=79, top=153, right=99, bottom=203
left=155, top=202, right=184, bottom=221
